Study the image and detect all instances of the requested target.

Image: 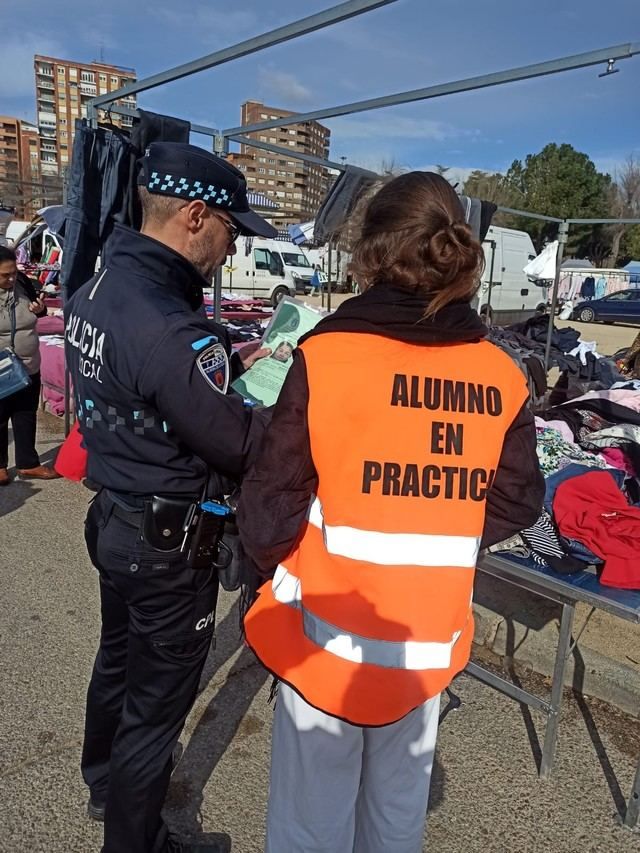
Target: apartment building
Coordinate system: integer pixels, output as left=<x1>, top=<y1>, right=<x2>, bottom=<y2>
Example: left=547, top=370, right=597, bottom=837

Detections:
left=228, top=100, right=331, bottom=227
left=0, top=116, right=44, bottom=218
left=34, top=55, right=137, bottom=176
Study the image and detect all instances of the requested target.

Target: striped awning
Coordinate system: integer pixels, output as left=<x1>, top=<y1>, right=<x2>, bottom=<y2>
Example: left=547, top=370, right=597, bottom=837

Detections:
left=247, top=192, right=279, bottom=210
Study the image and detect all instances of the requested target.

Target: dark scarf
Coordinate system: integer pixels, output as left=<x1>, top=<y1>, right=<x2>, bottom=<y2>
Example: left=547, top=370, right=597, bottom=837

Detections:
left=302, top=284, right=486, bottom=345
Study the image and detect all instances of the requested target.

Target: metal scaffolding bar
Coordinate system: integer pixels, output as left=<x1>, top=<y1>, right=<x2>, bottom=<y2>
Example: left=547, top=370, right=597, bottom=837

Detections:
left=224, top=41, right=640, bottom=136
left=497, top=206, right=564, bottom=223
left=104, top=104, right=220, bottom=138
left=89, top=0, right=399, bottom=108
left=567, top=217, right=640, bottom=225
left=544, top=221, right=569, bottom=373
left=227, top=133, right=352, bottom=172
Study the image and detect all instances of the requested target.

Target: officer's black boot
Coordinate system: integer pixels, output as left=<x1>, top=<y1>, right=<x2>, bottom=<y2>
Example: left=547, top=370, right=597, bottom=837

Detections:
left=87, top=797, right=105, bottom=822
left=87, top=743, right=184, bottom=822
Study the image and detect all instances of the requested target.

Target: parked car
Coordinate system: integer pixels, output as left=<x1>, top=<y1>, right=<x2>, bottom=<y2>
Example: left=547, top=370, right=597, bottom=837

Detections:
left=571, top=290, right=640, bottom=324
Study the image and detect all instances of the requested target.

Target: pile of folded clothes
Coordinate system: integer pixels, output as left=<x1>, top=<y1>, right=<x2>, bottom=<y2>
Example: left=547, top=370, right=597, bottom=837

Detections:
left=489, top=383, right=640, bottom=590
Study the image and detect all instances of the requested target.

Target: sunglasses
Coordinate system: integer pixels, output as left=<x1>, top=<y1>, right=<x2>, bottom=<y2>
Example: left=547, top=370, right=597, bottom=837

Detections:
left=212, top=213, right=241, bottom=245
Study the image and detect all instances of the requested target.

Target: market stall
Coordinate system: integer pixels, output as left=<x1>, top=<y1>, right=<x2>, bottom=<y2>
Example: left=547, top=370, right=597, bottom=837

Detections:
left=54, top=0, right=640, bottom=827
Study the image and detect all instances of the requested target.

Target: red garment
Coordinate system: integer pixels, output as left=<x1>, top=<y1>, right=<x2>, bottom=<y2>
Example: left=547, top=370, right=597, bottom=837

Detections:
left=54, top=421, right=88, bottom=482
left=553, top=470, right=640, bottom=590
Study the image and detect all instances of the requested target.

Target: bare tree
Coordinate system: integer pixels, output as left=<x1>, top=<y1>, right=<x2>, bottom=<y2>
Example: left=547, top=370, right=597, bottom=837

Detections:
left=606, top=156, right=640, bottom=266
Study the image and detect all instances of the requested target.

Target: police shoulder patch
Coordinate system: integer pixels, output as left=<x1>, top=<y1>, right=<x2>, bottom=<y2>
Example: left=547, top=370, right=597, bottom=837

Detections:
left=196, top=341, right=229, bottom=394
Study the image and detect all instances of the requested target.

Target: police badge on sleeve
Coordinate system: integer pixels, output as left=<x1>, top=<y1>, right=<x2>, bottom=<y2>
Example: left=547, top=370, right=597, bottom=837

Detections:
left=196, top=340, right=229, bottom=394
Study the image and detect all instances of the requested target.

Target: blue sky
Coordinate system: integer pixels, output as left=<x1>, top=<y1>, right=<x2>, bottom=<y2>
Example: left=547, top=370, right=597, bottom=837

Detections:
left=1, top=0, right=638, bottom=182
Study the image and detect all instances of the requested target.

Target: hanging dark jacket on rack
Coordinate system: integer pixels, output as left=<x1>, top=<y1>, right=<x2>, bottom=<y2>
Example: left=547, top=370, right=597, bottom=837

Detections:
left=580, top=276, right=596, bottom=299
left=61, top=121, right=134, bottom=299
left=61, top=112, right=192, bottom=300
left=127, top=109, right=191, bottom=230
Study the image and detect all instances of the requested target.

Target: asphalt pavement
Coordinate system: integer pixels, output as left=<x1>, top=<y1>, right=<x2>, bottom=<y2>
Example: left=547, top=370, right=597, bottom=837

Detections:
left=1, top=411, right=639, bottom=853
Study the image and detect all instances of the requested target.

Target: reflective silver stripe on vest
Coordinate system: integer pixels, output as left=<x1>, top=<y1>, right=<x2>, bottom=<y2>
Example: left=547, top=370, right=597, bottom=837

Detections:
left=306, top=497, right=480, bottom=568
left=272, top=565, right=464, bottom=671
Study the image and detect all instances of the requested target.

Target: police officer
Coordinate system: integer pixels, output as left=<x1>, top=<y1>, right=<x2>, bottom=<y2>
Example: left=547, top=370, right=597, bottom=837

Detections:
left=64, top=142, right=277, bottom=853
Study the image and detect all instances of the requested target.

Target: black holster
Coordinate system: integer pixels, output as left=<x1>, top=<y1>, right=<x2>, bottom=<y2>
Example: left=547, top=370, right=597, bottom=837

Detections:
left=142, top=496, right=195, bottom=552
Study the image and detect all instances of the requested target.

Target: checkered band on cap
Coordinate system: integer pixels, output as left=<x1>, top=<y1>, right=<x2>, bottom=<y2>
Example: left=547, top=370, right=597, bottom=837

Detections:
left=147, top=172, right=232, bottom=206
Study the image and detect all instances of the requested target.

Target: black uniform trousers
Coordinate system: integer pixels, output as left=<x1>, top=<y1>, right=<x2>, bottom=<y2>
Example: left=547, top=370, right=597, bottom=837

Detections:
left=83, top=490, right=219, bottom=853
left=0, top=372, right=41, bottom=470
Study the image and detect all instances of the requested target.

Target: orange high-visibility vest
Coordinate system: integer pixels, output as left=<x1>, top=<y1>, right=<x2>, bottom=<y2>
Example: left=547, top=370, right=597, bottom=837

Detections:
left=245, top=332, right=529, bottom=726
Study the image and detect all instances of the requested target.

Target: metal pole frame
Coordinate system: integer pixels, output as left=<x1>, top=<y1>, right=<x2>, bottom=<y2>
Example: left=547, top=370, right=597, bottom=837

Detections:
left=485, top=239, right=496, bottom=322
left=60, top=166, right=72, bottom=436
left=540, top=601, right=576, bottom=778
left=544, top=221, right=569, bottom=373
left=327, top=242, right=333, bottom=312
left=226, top=133, right=356, bottom=174
left=467, top=599, right=576, bottom=779
left=497, top=206, right=563, bottom=223
left=101, top=104, right=221, bottom=139
left=567, top=217, right=640, bottom=225
left=222, top=42, right=640, bottom=136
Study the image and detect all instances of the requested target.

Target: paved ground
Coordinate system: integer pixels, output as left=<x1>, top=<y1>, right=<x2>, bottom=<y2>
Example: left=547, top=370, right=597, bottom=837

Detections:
left=1, top=413, right=639, bottom=853
left=556, top=318, right=639, bottom=356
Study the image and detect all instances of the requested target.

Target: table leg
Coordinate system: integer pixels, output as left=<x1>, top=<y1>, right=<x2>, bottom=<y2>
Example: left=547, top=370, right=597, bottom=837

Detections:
left=623, top=756, right=640, bottom=830
left=540, top=601, right=575, bottom=778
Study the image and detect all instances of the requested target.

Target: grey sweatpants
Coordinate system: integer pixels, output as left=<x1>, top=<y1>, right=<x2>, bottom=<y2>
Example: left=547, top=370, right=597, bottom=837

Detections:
left=265, top=683, right=440, bottom=853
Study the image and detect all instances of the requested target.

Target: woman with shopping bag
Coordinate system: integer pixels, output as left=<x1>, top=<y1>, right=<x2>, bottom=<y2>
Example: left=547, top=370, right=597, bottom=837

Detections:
left=0, top=246, right=60, bottom=485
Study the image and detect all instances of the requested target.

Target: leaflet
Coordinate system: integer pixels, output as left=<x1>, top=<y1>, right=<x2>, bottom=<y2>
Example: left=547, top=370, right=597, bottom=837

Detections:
left=231, top=297, right=324, bottom=406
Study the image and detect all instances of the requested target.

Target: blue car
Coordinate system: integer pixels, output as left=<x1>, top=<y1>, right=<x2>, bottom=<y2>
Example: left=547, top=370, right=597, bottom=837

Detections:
left=572, top=290, right=640, bottom=324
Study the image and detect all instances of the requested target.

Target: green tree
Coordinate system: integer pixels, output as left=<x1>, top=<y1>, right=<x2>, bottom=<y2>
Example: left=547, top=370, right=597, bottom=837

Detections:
left=462, top=170, right=524, bottom=229
left=503, top=143, right=612, bottom=253
left=463, top=170, right=519, bottom=207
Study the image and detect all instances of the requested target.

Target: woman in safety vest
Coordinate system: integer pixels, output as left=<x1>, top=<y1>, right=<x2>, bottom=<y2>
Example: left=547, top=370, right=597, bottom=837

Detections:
left=239, top=171, right=544, bottom=853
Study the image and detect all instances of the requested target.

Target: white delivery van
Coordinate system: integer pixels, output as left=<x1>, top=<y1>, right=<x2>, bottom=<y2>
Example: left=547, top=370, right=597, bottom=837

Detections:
left=475, top=226, right=547, bottom=324
left=223, top=238, right=314, bottom=306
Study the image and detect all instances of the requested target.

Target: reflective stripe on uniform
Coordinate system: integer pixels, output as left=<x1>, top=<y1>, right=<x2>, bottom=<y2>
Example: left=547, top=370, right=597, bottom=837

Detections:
left=306, top=497, right=480, bottom=568
left=272, top=565, right=464, bottom=671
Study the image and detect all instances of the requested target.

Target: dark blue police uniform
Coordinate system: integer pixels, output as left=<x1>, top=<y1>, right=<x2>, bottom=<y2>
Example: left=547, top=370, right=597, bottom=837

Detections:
left=64, top=143, right=276, bottom=853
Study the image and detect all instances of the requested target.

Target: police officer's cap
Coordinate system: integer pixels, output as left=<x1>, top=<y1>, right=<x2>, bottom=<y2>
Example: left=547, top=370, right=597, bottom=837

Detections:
left=138, top=142, right=278, bottom=238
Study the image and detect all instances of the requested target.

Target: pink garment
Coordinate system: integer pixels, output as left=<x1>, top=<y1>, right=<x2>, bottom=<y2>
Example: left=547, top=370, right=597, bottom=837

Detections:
left=568, top=389, right=640, bottom=413
left=535, top=416, right=575, bottom=444
left=37, top=315, right=65, bottom=336
left=599, top=448, right=635, bottom=476
left=40, top=340, right=67, bottom=417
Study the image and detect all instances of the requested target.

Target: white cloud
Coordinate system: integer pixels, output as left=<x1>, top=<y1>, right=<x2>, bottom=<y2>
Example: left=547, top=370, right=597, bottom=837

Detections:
left=329, top=114, right=458, bottom=142
left=258, top=69, right=313, bottom=105
left=156, top=6, right=262, bottom=43
left=0, top=35, right=63, bottom=98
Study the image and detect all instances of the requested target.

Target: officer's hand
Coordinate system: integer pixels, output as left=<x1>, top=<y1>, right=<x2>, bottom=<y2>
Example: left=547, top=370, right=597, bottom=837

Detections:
left=240, top=342, right=272, bottom=370
left=28, top=296, right=46, bottom=315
